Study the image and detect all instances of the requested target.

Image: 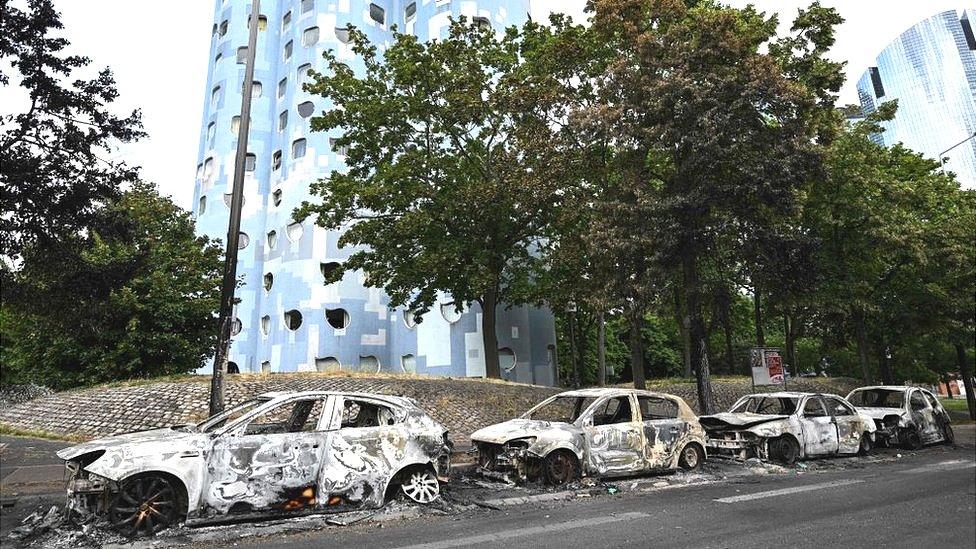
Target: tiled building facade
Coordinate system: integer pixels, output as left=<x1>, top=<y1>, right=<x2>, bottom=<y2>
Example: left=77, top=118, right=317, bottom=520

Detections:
left=192, top=0, right=557, bottom=384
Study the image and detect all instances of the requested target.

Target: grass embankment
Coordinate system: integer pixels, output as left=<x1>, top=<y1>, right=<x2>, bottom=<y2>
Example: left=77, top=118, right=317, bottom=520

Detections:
left=0, top=424, right=86, bottom=442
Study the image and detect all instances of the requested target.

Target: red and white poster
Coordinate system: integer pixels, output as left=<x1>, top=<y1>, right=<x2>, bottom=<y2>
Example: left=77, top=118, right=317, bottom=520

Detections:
left=751, top=348, right=785, bottom=386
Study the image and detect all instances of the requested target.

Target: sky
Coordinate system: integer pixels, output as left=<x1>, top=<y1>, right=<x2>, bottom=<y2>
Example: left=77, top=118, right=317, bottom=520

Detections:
left=17, top=1, right=970, bottom=208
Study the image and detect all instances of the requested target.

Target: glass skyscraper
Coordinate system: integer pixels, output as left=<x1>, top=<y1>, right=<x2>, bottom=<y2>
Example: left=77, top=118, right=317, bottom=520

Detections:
left=191, top=0, right=557, bottom=383
left=857, top=9, right=976, bottom=188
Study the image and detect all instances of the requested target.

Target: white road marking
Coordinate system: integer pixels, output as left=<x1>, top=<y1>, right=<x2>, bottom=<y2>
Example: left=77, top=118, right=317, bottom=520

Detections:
left=902, top=459, right=975, bottom=474
left=393, top=512, right=649, bottom=549
left=714, top=479, right=865, bottom=503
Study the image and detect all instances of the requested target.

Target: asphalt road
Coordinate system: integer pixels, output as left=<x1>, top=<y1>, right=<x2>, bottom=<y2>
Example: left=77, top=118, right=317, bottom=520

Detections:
left=2, top=429, right=974, bottom=548
left=230, top=439, right=976, bottom=549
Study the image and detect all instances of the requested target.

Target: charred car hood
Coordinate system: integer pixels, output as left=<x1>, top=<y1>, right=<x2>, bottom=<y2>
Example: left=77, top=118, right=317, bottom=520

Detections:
left=699, top=412, right=790, bottom=431
left=56, top=427, right=206, bottom=461
left=853, top=407, right=905, bottom=420
left=470, top=418, right=579, bottom=444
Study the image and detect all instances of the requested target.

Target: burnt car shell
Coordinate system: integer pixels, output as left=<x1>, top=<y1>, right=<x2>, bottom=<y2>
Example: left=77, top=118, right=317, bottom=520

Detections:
left=470, top=388, right=707, bottom=484
left=700, top=392, right=876, bottom=463
left=846, top=386, right=952, bottom=447
left=57, top=391, right=451, bottom=536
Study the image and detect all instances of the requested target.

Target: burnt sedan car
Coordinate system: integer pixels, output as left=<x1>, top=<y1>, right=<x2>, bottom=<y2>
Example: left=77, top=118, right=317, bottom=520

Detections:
left=470, top=388, right=707, bottom=486
left=700, top=392, right=876, bottom=465
left=56, top=391, right=451, bottom=537
left=846, top=385, right=953, bottom=449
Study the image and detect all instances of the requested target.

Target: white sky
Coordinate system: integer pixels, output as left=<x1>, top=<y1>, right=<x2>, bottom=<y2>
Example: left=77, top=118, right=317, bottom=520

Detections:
left=20, top=1, right=970, bottom=207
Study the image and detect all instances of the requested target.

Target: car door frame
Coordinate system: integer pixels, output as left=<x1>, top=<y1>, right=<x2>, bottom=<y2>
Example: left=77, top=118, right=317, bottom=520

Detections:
left=636, top=394, right=686, bottom=469
left=316, top=393, right=405, bottom=510
left=908, top=388, right=941, bottom=443
left=798, top=395, right=839, bottom=456
left=203, top=394, right=331, bottom=516
left=580, top=394, right=646, bottom=476
left=823, top=395, right=863, bottom=454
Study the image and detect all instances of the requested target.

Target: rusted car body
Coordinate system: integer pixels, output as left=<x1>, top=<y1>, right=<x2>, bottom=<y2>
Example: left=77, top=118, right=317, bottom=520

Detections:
left=56, top=391, right=451, bottom=536
left=846, top=385, right=953, bottom=449
left=470, top=388, right=707, bottom=485
left=700, top=392, right=876, bottom=464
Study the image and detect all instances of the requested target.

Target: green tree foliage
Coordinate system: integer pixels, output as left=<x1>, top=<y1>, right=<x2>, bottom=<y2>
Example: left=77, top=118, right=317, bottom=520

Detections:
left=1, top=184, right=223, bottom=389
left=0, top=0, right=144, bottom=260
left=578, top=0, right=842, bottom=412
left=297, top=19, right=574, bottom=378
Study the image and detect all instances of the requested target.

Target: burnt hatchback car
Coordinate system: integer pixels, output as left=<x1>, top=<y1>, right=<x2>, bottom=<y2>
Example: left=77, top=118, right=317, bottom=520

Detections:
left=700, top=392, right=876, bottom=465
left=845, top=385, right=953, bottom=449
left=56, top=391, right=451, bottom=537
left=470, top=388, right=707, bottom=485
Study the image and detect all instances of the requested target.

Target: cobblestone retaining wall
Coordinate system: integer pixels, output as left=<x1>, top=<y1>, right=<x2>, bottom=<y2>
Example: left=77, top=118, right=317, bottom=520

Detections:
left=0, top=375, right=861, bottom=447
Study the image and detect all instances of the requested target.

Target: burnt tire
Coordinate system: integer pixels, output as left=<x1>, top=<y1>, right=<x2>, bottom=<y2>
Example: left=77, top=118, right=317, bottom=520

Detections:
left=942, top=424, right=954, bottom=445
left=109, top=474, right=182, bottom=538
left=678, top=443, right=704, bottom=472
left=770, top=436, right=800, bottom=466
left=543, top=450, right=579, bottom=486
left=858, top=433, right=873, bottom=456
left=901, top=428, right=922, bottom=450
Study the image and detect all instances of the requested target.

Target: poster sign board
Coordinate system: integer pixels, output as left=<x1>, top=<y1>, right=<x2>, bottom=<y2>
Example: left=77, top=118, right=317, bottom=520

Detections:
left=751, top=348, right=785, bottom=386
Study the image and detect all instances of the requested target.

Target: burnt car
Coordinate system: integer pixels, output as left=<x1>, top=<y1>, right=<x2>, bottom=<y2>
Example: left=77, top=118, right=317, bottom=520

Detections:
left=700, top=392, right=876, bottom=465
left=469, top=388, right=707, bottom=486
left=846, top=385, right=953, bottom=449
left=56, top=391, right=451, bottom=537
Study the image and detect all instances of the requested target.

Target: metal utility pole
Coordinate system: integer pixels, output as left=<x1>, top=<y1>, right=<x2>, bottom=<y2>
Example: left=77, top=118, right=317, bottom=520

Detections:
left=209, top=0, right=261, bottom=417
left=939, top=131, right=976, bottom=175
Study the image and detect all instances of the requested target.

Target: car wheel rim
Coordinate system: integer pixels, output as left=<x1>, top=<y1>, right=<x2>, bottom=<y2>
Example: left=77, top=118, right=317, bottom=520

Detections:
left=401, top=470, right=439, bottom=504
left=683, top=447, right=699, bottom=469
left=547, top=453, right=574, bottom=484
left=109, top=476, right=177, bottom=537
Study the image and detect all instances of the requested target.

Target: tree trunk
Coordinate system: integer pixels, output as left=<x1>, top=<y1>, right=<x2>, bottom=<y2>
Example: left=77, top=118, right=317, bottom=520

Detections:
left=568, top=309, right=580, bottom=388
left=674, top=288, right=692, bottom=377
left=854, top=309, right=872, bottom=385
left=683, top=250, right=714, bottom=414
left=753, top=281, right=765, bottom=347
left=597, top=312, right=606, bottom=386
left=721, top=292, right=735, bottom=375
left=878, top=343, right=893, bottom=385
left=784, top=314, right=797, bottom=375
left=955, top=342, right=976, bottom=421
left=481, top=290, right=501, bottom=379
left=629, top=310, right=646, bottom=390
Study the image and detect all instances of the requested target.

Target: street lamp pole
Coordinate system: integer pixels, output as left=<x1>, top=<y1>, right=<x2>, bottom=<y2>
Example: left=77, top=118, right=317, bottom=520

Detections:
left=939, top=131, right=976, bottom=175
left=209, top=0, right=261, bottom=417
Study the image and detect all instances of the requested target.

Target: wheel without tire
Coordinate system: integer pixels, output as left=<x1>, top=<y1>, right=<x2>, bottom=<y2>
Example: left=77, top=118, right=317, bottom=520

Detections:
left=109, top=475, right=181, bottom=537
left=543, top=450, right=579, bottom=486
left=400, top=467, right=440, bottom=504
left=901, top=428, right=922, bottom=450
left=858, top=433, right=873, bottom=456
left=770, top=436, right=800, bottom=465
left=678, top=443, right=704, bottom=471
left=942, top=424, right=954, bottom=445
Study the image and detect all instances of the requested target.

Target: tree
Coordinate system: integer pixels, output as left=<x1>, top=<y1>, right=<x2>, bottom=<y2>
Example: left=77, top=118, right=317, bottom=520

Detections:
left=297, top=19, right=574, bottom=378
left=582, top=0, right=841, bottom=412
left=0, top=183, right=223, bottom=389
left=0, top=0, right=144, bottom=260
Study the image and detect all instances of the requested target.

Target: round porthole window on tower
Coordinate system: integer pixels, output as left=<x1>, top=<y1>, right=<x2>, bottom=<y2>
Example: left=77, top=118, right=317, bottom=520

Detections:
left=284, top=309, right=303, bottom=331
left=315, top=357, right=341, bottom=372
left=325, top=308, right=349, bottom=330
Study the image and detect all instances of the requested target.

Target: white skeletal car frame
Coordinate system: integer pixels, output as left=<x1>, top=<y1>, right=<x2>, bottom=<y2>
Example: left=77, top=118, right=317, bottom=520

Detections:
left=846, top=385, right=954, bottom=449
left=57, top=391, right=451, bottom=537
left=470, top=388, right=708, bottom=485
left=700, top=392, right=877, bottom=464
